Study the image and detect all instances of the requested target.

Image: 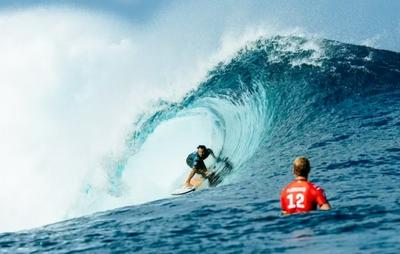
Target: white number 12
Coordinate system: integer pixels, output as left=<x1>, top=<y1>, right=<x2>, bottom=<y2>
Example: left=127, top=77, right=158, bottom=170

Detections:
left=287, top=193, right=305, bottom=209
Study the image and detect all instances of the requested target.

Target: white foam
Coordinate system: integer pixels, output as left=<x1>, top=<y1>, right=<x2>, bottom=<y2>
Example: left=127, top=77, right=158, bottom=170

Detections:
left=0, top=8, right=223, bottom=232
left=0, top=6, right=274, bottom=232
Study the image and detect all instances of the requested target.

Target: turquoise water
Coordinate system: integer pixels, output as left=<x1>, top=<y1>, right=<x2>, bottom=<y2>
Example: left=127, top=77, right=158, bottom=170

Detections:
left=1, top=36, right=399, bottom=253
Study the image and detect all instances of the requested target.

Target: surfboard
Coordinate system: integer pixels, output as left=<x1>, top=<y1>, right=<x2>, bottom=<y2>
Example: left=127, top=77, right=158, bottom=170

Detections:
left=172, top=175, right=204, bottom=195
left=172, top=186, right=196, bottom=195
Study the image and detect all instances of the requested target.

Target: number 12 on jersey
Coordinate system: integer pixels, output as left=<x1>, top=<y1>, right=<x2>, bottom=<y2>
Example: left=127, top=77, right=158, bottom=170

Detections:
left=287, top=193, right=305, bottom=209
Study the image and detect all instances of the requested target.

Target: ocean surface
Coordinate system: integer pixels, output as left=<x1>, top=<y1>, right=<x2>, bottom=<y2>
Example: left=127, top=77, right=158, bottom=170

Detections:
left=1, top=36, right=400, bottom=253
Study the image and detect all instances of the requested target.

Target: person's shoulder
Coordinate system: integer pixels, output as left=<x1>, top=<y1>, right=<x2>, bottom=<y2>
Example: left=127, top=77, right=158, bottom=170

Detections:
left=189, top=151, right=198, bottom=158
left=308, top=181, right=325, bottom=192
left=281, top=181, right=294, bottom=193
left=280, top=185, right=287, bottom=196
left=286, top=180, right=296, bottom=186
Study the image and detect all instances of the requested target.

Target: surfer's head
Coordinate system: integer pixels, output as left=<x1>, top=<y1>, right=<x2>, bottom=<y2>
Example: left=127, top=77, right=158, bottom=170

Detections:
left=197, top=145, right=207, bottom=158
left=293, top=157, right=310, bottom=178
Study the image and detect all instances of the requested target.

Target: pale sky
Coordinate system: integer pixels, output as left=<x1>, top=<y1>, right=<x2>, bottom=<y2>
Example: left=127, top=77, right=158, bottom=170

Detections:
left=0, top=0, right=399, bottom=51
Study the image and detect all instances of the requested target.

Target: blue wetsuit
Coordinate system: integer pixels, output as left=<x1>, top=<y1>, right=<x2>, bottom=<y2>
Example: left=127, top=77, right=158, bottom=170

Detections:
left=186, top=149, right=214, bottom=170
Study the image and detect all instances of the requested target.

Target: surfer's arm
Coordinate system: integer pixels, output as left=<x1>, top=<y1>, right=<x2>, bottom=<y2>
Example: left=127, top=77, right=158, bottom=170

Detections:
left=185, top=168, right=196, bottom=187
left=208, top=149, right=216, bottom=159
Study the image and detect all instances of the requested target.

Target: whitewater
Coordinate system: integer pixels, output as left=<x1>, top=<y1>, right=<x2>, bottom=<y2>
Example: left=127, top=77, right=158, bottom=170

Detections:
left=0, top=4, right=400, bottom=253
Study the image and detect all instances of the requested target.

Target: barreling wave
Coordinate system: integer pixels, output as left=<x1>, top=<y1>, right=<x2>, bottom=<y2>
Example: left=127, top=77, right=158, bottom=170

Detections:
left=97, top=35, right=399, bottom=202
left=2, top=34, right=400, bottom=253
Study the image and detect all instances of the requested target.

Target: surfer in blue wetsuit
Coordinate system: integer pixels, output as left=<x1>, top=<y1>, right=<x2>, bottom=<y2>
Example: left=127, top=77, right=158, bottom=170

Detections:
left=185, top=145, right=216, bottom=187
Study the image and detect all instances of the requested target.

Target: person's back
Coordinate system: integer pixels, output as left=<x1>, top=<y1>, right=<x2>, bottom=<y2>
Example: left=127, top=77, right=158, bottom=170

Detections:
left=281, top=179, right=328, bottom=214
left=280, top=157, right=331, bottom=214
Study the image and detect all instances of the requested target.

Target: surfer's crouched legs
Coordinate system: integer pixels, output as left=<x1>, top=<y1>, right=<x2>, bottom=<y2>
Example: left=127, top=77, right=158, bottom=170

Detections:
left=196, top=168, right=209, bottom=179
left=185, top=168, right=209, bottom=187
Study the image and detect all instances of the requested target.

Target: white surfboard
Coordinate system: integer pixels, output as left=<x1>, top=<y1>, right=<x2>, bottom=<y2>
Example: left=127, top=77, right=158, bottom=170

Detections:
left=172, top=173, right=207, bottom=195
left=171, top=186, right=196, bottom=195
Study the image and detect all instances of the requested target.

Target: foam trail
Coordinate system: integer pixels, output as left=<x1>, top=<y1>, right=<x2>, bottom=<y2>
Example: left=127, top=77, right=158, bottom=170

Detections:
left=0, top=9, right=139, bottom=232
left=0, top=8, right=223, bottom=232
left=0, top=6, right=277, bottom=232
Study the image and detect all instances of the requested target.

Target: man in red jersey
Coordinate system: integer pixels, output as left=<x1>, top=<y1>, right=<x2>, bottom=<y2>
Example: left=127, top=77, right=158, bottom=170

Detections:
left=281, top=157, right=331, bottom=214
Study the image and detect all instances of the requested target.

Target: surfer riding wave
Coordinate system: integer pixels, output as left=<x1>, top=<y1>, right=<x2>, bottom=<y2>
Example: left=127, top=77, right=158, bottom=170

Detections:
left=185, top=145, right=216, bottom=187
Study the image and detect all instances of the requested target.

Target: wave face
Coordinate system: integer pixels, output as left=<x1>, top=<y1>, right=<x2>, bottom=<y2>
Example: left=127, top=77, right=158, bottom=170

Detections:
left=1, top=36, right=400, bottom=253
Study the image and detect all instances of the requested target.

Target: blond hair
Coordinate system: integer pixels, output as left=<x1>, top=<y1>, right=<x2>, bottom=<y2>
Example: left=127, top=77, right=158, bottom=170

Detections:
left=293, top=157, right=311, bottom=177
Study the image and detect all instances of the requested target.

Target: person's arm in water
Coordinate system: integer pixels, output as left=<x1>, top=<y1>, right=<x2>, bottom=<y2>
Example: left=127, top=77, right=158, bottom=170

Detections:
left=319, top=203, right=331, bottom=210
left=316, top=188, right=331, bottom=211
left=280, top=192, right=288, bottom=215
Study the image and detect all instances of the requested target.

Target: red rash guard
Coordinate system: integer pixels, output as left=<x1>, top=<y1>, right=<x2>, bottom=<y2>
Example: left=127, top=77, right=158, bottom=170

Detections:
left=280, top=179, right=328, bottom=214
